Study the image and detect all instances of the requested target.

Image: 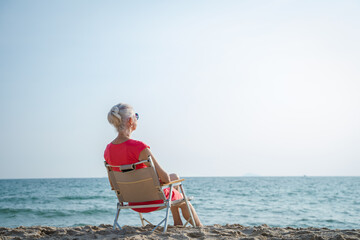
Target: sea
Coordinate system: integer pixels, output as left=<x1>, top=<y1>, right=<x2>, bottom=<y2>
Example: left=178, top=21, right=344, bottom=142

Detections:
left=0, top=177, right=359, bottom=229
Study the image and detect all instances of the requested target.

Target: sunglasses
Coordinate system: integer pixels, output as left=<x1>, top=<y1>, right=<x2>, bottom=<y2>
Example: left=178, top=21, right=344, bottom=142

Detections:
left=135, top=113, right=139, bottom=120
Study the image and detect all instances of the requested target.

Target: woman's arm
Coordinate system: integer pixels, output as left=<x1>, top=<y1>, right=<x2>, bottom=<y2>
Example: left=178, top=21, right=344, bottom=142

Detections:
left=138, top=148, right=170, bottom=183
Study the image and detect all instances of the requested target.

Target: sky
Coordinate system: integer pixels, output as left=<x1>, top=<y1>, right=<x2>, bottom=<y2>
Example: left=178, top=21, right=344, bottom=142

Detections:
left=0, top=0, right=359, bottom=178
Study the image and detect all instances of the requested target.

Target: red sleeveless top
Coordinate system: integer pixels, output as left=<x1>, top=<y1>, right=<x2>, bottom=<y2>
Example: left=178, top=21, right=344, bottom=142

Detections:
left=104, top=139, right=149, bottom=171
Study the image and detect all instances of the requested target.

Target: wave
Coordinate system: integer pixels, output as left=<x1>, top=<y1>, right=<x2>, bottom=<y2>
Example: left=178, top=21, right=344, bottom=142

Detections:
left=0, top=208, right=34, bottom=214
left=0, top=208, right=71, bottom=217
left=0, top=207, right=113, bottom=217
left=0, top=196, right=40, bottom=202
left=58, top=196, right=110, bottom=201
left=0, top=195, right=112, bottom=203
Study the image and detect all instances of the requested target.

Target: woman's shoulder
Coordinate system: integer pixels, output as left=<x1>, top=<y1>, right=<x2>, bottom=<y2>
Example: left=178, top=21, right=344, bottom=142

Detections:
left=127, top=139, right=150, bottom=148
left=104, top=143, right=112, bottom=150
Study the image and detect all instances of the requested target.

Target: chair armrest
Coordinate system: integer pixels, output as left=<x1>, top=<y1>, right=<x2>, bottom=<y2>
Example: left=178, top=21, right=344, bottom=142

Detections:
left=161, top=179, right=185, bottom=187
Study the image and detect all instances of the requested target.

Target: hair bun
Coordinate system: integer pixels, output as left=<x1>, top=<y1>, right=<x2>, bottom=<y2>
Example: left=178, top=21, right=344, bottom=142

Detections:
left=111, top=106, right=122, bottom=120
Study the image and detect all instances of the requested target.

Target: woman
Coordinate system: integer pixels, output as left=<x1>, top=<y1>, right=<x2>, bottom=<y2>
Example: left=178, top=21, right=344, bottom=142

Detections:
left=104, top=103, right=202, bottom=227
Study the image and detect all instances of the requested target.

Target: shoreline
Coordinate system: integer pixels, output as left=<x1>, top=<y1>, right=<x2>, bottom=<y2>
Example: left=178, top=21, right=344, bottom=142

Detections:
left=1, top=224, right=359, bottom=239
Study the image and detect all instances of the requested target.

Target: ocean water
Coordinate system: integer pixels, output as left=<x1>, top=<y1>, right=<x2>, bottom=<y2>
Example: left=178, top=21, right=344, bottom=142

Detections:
left=0, top=177, right=359, bottom=229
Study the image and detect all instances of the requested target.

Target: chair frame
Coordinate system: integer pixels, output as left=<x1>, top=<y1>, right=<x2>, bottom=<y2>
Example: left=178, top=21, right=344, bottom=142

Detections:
left=105, top=156, right=195, bottom=233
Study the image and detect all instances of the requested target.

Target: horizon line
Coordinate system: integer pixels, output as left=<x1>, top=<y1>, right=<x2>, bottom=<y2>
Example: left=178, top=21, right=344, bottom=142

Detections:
left=1, top=175, right=360, bottom=180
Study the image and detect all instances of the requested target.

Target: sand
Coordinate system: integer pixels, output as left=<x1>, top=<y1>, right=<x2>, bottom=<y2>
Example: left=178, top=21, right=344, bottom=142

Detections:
left=1, top=224, right=360, bottom=240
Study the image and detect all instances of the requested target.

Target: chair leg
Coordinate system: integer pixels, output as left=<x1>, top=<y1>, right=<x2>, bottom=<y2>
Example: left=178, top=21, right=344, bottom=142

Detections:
left=180, top=184, right=195, bottom=227
left=113, top=203, right=122, bottom=230
left=183, top=217, right=191, bottom=227
left=151, top=218, right=165, bottom=232
left=139, top=213, right=145, bottom=227
left=163, top=185, right=174, bottom=233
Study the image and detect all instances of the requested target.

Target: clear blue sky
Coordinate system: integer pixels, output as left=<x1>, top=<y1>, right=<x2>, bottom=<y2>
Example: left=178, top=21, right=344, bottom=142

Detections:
left=1, top=0, right=359, bottom=178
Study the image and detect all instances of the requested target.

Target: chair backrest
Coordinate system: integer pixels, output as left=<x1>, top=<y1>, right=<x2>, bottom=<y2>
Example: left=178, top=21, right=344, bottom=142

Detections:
left=106, top=160, right=166, bottom=203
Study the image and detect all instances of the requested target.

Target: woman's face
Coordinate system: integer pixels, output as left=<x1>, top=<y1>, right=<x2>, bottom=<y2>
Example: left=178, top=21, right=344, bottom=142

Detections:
left=130, top=112, right=138, bottom=131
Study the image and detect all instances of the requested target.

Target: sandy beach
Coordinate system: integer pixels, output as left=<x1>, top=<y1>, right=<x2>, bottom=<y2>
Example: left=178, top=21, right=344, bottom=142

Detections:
left=1, top=224, right=359, bottom=240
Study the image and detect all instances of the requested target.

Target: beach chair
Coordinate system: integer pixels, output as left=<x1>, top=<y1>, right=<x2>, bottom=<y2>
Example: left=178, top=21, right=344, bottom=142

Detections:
left=104, top=156, right=195, bottom=233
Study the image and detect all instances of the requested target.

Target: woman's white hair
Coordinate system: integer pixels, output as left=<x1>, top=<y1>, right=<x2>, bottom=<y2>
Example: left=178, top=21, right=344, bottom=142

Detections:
left=107, top=103, right=135, bottom=134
